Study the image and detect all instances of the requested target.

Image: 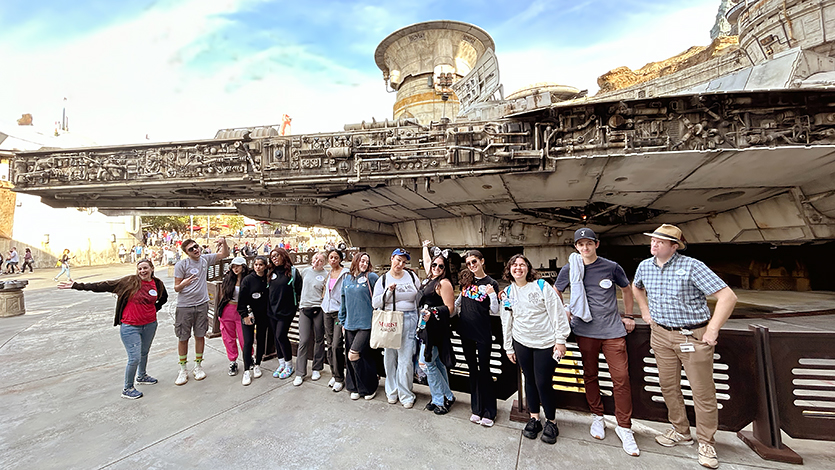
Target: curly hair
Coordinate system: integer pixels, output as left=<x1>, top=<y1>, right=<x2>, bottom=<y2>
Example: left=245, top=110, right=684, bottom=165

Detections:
left=458, top=269, right=475, bottom=289
left=502, top=254, right=538, bottom=283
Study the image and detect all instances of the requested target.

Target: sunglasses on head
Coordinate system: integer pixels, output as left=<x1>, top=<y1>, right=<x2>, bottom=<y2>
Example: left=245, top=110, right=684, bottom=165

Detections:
left=430, top=262, right=444, bottom=269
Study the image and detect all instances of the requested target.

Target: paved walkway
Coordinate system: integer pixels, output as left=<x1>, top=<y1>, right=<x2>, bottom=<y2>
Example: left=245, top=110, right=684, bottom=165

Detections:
left=1, top=264, right=833, bottom=469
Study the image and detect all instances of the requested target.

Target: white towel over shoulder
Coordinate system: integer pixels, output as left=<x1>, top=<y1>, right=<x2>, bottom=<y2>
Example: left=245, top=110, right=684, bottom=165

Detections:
left=568, top=252, right=593, bottom=322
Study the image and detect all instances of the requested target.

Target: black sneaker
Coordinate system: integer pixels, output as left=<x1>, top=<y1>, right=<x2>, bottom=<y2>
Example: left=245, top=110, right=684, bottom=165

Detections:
left=228, top=362, right=238, bottom=376
left=433, top=405, right=449, bottom=415
left=444, top=396, right=456, bottom=409
left=424, top=402, right=438, bottom=412
left=522, top=417, right=543, bottom=439
left=541, top=420, right=559, bottom=444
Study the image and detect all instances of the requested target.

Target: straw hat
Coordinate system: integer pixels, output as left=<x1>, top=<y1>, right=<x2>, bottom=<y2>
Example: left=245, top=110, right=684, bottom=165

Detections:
left=643, top=224, right=686, bottom=250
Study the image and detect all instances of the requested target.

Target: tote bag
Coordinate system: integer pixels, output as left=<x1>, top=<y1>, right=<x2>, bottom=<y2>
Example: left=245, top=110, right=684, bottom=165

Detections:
left=370, top=284, right=403, bottom=349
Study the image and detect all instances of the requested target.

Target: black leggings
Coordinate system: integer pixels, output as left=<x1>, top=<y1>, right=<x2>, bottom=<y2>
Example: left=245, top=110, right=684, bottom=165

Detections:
left=241, top=311, right=270, bottom=370
left=514, top=339, right=558, bottom=421
left=462, top=338, right=497, bottom=420
left=269, top=314, right=294, bottom=362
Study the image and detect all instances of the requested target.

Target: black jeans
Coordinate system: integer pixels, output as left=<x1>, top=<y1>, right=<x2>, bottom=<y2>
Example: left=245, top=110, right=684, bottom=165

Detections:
left=241, top=310, right=270, bottom=370
left=462, top=338, right=497, bottom=420
left=269, top=314, right=294, bottom=362
left=345, top=329, right=378, bottom=395
left=514, top=339, right=558, bottom=421
left=324, top=311, right=345, bottom=382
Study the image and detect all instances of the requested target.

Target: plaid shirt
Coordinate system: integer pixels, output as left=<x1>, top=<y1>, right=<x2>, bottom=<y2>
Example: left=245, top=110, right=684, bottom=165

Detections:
left=633, top=252, right=727, bottom=328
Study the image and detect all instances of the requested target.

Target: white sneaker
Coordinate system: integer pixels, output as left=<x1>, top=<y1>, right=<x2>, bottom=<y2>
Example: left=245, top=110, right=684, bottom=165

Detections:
left=175, top=368, right=188, bottom=386
left=193, top=364, right=206, bottom=381
left=616, top=426, right=640, bottom=457
left=333, top=381, right=344, bottom=392
left=311, top=370, right=321, bottom=381
left=293, top=375, right=304, bottom=386
left=253, top=365, right=262, bottom=378
left=350, top=392, right=360, bottom=400
left=590, top=415, right=605, bottom=439
left=364, top=392, right=377, bottom=401
left=242, top=370, right=252, bottom=386
left=328, top=377, right=336, bottom=387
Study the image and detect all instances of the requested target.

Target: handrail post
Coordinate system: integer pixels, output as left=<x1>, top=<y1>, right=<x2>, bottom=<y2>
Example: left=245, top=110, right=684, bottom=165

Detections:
left=737, top=324, right=803, bottom=464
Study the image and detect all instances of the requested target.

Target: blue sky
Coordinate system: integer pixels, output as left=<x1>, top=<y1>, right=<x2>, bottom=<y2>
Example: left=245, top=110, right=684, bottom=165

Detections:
left=1, top=0, right=723, bottom=144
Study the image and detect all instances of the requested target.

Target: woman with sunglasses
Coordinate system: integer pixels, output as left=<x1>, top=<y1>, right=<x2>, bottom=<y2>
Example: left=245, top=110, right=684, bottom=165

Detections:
left=372, top=248, right=421, bottom=408
left=268, top=248, right=303, bottom=379
left=238, top=255, right=270, bottom=385
left=58, top=259, right=168, bottom=399
left=417, top=240, right=457, bottom=415
left=216, top=257, right=250, bottom=377
left=321, top=249, right=350, bottom=391
left=456, top=250, right=500, bottom=426
left=500, top=254, right=570, bottom=445
left=339, top=252, right=380, bottom=400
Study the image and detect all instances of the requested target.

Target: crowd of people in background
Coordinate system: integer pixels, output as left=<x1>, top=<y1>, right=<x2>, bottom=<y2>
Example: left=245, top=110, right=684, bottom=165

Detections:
left=56, top=223, right=737, bottom=470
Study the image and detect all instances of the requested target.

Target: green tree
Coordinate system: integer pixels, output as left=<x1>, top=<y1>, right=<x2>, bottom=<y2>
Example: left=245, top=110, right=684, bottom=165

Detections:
left=142, top=216, right=190, bottom=233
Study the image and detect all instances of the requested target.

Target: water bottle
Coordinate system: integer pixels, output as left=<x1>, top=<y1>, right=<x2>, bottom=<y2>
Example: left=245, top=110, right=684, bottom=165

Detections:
left=418, top=305, right=428, bottom=330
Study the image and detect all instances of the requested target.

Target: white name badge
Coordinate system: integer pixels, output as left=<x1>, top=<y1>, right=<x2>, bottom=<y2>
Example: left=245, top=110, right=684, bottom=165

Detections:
left=272, top=273, right=277, bottom=280
left=252, top=292, right=261, bottom=299
left=148, top=289, right=157, bottom=296
left=599, top=279, right=613, bottom=289
left=680, top=342, right=696, bottom=353
left=676, top=269, right=686, bottom=276
left=358, top=277, right=367, bottom=284
left=189, top=268, right=199, bottom=275
left=316, top=275, right=325, bottom=282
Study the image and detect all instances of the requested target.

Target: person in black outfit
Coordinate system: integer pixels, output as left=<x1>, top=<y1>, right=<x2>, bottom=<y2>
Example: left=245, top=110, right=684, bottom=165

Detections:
left=418, top=241, right=456, bottom=415
left=456, top=250, right=501, bottom=427
left=268, top=248, right=303, bottom=379
left=237, top=255, right=270, bottom=385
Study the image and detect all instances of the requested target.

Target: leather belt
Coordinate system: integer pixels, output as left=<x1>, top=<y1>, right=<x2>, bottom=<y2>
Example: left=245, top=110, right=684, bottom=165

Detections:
left=656, top=320, right=709, bottom=331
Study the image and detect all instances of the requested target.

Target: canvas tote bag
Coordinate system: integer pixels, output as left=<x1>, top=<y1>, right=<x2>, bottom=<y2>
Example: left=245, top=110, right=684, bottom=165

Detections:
left=370, top=276, right=403, bottom=349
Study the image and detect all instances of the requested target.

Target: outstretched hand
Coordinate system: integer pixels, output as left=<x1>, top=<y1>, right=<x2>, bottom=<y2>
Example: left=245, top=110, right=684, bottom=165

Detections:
left=57, top=281, right=74, bottom=289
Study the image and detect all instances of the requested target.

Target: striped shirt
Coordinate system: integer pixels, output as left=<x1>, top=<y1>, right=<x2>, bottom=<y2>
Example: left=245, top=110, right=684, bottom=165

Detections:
left=633, top=252, right=727, bottom=328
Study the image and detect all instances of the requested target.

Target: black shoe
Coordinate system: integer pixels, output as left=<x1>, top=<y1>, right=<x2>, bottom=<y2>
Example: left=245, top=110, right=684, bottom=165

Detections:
left=522, top=417, right=543, bottom=439
left=424, top=402, right=438, bottom=412
left=433, top=405, right=449, bottom=415
left=228, top=362, right=238, bottom=376
left=444, top=396, right=455, bottom=409
left=541, top=420, right=559, bottom=444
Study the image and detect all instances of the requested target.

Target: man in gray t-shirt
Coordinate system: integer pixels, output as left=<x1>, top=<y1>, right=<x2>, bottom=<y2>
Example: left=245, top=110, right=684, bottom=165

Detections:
left=173, top=237, right=229, bottom=385
left=555, top=228, right=639, bottom=457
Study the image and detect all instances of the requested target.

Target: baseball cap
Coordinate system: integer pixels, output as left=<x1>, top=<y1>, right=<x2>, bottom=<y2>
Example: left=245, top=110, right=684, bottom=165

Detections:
left=391, top=248, right=411, bottom=260
left=573, top=228, right=597, bottom=243
left=230, top=256, right=247, bottom=266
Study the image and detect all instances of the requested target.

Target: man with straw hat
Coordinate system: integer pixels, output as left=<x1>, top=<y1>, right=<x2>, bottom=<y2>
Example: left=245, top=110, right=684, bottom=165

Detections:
left=632, top=224, right=737, bottom=469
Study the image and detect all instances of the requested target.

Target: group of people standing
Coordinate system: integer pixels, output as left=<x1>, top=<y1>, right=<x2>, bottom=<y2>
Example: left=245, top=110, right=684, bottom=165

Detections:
left=58, top=223, right=736, bottom=470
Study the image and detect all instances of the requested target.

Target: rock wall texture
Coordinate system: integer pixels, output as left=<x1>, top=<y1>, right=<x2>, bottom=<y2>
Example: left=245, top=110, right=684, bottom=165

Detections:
left=596, top=35, right=739, bottom=94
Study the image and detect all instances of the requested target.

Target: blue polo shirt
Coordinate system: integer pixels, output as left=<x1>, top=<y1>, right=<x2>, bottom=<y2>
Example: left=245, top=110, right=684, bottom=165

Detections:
left=633, top=252, right=727, bottom=328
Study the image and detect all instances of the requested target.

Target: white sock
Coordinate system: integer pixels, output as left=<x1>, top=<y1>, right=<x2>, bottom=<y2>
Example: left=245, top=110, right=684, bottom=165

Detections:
left=278, top=359, right=286, bottom=367
left=286, top=358, right=293, bottom=369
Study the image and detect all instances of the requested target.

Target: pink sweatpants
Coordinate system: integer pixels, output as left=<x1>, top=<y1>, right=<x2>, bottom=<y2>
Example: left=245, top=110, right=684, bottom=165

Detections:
left=219, top=303, right=246, bottom=362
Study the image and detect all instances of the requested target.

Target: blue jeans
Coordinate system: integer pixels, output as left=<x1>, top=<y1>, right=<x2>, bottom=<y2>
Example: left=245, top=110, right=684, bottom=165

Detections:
left=384, top=310, right=418, bottom=404
left=120, top=322, right=158, bottom=390
left=420, top=343, right=454, bottom=406
left=56, top=263, right=71, bottom=280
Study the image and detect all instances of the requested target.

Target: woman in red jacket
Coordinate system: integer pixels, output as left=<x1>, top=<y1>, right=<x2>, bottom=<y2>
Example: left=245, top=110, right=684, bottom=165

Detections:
left=58, top=259, right=168, bottom=400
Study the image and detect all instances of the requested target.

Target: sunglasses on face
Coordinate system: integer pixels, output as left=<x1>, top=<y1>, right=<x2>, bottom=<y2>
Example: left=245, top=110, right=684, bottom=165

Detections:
left=466, top=260, right=480, bottom=266
left=187, top=245, right=200, bottom=253
left=430, top=263, right=444, bottom=269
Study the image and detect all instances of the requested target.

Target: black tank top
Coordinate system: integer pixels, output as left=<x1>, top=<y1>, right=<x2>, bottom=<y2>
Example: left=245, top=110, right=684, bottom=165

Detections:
left=419, top=278, right=444, bottom=309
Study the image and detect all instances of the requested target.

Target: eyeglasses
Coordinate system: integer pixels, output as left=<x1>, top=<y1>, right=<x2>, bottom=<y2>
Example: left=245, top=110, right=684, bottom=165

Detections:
left=430, top=263, right=444, bottom=269
left=187, top=245, right=200, bottom=253
left=466, top=259, right=480, bottom=266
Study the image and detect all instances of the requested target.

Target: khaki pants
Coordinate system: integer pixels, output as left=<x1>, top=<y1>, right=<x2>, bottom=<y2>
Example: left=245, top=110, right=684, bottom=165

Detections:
left=650, top=323, right=718, bottom=445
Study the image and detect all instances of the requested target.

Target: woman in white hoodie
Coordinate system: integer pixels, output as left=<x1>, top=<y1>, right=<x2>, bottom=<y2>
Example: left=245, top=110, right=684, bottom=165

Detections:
left=500, top=254, right=570, bottom=446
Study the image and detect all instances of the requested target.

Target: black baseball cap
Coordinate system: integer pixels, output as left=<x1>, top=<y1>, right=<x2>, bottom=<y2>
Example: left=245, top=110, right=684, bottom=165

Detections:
left=574, top=228, right=598, bottom=243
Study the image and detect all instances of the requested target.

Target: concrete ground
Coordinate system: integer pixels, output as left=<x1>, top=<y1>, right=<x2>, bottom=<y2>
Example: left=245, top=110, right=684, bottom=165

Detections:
left=1, top=264, right=834, bottom=469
